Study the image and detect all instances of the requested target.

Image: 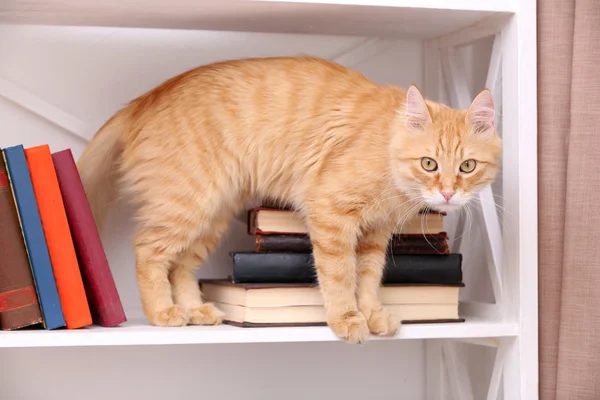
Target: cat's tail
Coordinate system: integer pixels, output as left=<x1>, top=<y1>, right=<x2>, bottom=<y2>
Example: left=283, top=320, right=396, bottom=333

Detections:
left=77, top=110, right=129, bottom=234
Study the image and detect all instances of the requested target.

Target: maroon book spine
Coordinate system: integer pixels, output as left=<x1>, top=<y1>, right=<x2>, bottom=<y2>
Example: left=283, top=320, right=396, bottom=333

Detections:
left=51, top=149, right=126, bottom=327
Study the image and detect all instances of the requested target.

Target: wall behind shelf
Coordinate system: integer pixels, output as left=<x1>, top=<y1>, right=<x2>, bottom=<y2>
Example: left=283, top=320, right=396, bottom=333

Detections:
left=0, top=24, right=430, bottom=400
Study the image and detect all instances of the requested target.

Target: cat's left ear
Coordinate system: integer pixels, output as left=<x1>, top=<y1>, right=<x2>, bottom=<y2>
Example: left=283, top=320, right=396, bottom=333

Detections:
left=466, top=89, right=495, bottom=136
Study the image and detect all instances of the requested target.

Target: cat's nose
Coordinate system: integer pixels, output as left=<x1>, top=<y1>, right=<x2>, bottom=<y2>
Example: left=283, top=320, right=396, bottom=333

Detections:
left=441, top=190, right=455, bottom=202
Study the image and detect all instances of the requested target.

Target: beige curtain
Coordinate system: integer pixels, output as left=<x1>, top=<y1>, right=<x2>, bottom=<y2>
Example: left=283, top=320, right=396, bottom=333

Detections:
left=538, top=0, right=600, bottom=398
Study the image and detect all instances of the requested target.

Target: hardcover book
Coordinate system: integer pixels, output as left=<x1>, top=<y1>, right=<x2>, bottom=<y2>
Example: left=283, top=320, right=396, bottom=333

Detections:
left=200, top=279, right=464, bottom=327
left=255, top=232, right=449, bottom=255
left=201, top=279, right=462, bottom=307
left=0, top=161, right=43, bottom=330
left=230, top=252, right=463, bottom=285
left=248, top=207, right=445, bottom=235
left=52, top=149, right=126, bottom=327
left=25, top=145, right=93, bottom=329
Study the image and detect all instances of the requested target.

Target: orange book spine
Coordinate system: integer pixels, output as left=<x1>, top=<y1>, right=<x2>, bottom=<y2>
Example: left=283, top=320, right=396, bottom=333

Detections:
left=25, top=145, right=92, bottom=329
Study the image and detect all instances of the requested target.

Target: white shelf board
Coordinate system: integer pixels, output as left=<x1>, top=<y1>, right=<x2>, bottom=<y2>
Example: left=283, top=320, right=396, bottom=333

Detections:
left=0, top=316, right=517, bottom=348
left=1, top=0, right=513, bottom=38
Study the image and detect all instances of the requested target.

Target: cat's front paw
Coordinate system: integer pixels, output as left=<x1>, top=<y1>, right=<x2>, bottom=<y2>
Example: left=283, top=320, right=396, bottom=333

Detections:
left=189, top=303, right=225, bottom=325
left=328, top=311, right=370, bottom=344
left=362, top=306, right=399, bottom=336
left=152, top=305, right=190, bottom=327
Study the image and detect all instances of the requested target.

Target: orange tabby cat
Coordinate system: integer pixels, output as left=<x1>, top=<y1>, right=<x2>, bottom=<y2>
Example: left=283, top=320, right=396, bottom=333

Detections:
left=77, top=56, right=501, bottom=344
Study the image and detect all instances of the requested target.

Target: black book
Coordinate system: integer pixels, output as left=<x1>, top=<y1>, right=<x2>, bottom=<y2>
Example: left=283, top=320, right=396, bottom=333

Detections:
left=230, top=252, right=462, bottom=285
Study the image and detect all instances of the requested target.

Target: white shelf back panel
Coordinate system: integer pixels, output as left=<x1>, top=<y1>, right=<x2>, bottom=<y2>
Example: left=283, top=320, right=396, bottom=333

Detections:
left=0, top=23, right=425, bottom=318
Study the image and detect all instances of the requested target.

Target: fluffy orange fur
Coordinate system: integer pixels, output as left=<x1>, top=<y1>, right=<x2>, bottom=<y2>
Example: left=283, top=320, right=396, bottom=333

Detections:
left=77, top=56, right=501, bottom=343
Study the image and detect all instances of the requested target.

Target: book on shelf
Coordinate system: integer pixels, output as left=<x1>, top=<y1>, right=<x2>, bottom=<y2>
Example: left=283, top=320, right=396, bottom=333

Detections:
left=0, top=161, right=44, bottom=330
left=52, top=149, right=127, bottom=327
left=25, top=145, right=93, bottom=329
left=230, top=252, right=463, bottom=285
left=248, top=206, right=445, bottom=236
left=0, top=143, right=126, bottom=331
left=255, top=232, right=449, bottom=255
left=200, top=279, right=464, bottom=327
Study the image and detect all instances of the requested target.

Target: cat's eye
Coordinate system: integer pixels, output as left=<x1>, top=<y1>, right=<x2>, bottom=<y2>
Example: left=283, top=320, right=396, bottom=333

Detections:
left=421, top=157, right=438, bottom=172
left=460, top=159, right=477, bottom=173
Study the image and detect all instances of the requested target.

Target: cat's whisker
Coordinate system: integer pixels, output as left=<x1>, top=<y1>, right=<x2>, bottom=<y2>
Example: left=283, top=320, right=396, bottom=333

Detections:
left=472, top=198, right=511, bottom=222
left=470, top=196, right=512, bottom=231
left=378, top=193, right=420, bottom=226
left=360, top=184, right=411, bottom=217
left=485, top=199, right=512, bottom=218
left=452, top=204, right=476, bottom=245
left=392, top=200, right=424, bottom=234
left=363, top=192, right=407, bottom=216
left=389, top=200, right=425, bottom=270
left=420, top=204, right=444, bottom=255
left=389, top=203, right=416, bottom=237
left=476, top=192, right=511, bottom=215
left=383, top=196, right=422, bottom=222
left=469, top=198, right=509, bottom=234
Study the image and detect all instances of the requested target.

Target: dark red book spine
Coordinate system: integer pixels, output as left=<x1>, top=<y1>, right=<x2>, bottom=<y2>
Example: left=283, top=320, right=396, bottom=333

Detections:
left=51, top=149, right=126, bottom=327
left=388, top=232, right=449, bottom=255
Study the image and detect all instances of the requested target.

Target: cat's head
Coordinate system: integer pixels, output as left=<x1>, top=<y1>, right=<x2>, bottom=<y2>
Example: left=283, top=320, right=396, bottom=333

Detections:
left=390, top=85, right=502, bottom=213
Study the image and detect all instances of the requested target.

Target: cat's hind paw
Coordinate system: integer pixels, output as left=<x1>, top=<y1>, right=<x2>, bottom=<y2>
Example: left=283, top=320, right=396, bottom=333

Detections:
left=189, top=303, right=225, bottom=325
left=328, top=311, right=370, bottom=344
left=365, top=306, right=399, bottom=336
left=152, top=305, right=190, bottom=327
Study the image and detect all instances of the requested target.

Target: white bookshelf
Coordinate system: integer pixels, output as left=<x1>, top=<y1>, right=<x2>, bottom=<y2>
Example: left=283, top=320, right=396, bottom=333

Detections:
left=0, top=1, right=538, bottom=399
left=0, top=316, right=518, bottom=348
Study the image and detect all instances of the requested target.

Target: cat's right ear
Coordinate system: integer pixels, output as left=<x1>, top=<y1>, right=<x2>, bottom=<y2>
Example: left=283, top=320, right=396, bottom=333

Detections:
left=404, top=85, right=432, bottom=131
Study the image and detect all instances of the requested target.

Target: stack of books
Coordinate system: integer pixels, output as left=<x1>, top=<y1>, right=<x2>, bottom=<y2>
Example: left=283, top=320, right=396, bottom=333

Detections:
left=0, top=144, right=126, bottom=331
left=201, top=205, right=465, bottom=327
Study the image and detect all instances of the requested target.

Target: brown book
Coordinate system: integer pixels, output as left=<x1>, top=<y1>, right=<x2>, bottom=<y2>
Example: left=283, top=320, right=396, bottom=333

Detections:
left=388, top=232, right=449, bottom=255
left=199, top=279, right=464, bottom=327
left=255, top=234, right=311, bottom=252
left=0, top=161, right=43, bottom=330
left=248, top=207, right=445, bottom=235
left=256, top=232, right=449, bottom=255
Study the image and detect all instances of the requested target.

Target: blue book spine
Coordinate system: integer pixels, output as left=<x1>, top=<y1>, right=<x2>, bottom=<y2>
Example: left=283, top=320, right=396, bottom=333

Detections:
left=2, top=145, right=65, bottom=330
